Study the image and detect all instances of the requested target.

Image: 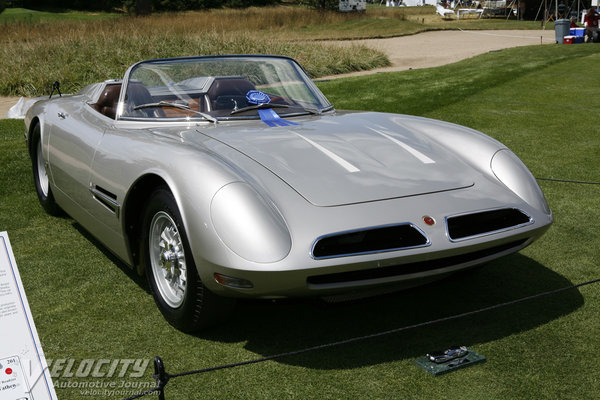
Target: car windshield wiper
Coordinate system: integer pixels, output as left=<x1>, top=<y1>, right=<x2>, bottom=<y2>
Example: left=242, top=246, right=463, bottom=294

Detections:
left=230, top=103, right=289, bottom=115
left=134, top=101, right=218, bottom=123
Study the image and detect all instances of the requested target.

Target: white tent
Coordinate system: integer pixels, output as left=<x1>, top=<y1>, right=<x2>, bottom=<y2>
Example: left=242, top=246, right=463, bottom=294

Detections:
left=388, top=0, right=438, bottom=6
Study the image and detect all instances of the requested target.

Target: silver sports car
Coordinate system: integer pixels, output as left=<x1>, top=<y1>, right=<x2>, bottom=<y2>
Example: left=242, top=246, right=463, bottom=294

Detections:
left=24, top=55, right=552, bottom=331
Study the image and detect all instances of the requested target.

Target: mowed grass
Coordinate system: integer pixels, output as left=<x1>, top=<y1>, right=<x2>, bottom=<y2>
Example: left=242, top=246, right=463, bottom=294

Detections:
left=1, top=45, right=599, bottom=399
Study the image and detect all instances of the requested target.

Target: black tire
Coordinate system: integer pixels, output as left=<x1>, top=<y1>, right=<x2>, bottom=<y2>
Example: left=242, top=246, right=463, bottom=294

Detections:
left=141, top=187, right=234, bottom=332
left=31, top=123, right=62, bottom=216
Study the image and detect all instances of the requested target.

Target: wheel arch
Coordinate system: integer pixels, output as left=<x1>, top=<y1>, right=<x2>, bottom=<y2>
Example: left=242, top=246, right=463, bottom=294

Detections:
left=27, top=117, right=42, bottom=158
left=121, top=149, right=248, bottom=277
left=123, top=173, right=171, bottom=275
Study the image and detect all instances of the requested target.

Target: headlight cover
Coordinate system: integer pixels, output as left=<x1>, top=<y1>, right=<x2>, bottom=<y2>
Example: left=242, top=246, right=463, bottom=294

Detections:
left=491, top=149, right=551, bottom=215
left=211, top=182, right=291, bottom=263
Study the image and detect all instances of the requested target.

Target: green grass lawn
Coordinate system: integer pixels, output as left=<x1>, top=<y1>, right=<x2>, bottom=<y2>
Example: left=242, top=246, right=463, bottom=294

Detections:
left=1, top=44, right=599, bottom=399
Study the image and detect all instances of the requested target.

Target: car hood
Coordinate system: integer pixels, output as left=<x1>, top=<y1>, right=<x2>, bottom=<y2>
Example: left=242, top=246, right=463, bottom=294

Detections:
left=193, top=112, right=476, bottom=207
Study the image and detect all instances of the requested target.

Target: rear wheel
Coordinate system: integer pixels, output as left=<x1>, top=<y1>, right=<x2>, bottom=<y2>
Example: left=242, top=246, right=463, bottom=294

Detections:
left=141, top=187, right=234, bottom=332
left=31, top=123, right=62, bottom=216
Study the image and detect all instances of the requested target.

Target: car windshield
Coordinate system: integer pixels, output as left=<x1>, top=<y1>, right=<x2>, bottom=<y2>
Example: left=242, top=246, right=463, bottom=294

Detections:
left=118, top=56, right=333, bottom=121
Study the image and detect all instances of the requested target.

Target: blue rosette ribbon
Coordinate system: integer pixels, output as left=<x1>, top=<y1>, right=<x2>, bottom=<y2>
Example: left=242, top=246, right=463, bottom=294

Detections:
left=246, top=90, right=298, bottom=127
left=246, top=90, right=271, bottom=105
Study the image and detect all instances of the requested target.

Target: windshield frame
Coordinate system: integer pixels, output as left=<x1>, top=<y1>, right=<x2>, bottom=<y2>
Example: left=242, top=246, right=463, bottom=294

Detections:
left=115, top=55, right=334, bottom=123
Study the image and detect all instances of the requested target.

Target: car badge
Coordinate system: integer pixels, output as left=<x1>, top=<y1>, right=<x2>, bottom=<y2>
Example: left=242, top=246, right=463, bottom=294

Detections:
left=423, top=216, right=436, bottom=226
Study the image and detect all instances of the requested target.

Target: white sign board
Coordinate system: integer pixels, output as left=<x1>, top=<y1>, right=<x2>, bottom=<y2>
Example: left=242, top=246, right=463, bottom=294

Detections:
left=0, top=232, right=57, bottom=400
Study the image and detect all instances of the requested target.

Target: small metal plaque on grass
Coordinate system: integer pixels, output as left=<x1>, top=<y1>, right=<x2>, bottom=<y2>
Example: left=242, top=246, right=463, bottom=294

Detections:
left=414, top=348, right=486, bottom=376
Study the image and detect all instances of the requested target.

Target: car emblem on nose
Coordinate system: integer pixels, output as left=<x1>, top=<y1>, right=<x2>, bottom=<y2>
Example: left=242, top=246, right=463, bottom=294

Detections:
left=423, top=216, right=436, bottom=226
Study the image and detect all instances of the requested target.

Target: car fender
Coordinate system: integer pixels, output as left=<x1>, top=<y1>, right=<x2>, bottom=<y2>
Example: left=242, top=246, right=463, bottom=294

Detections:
left=105, top=130, right=290, bottom=279
left=390, top=114, right=506, bottom=176
left=392, top=114, right=550, bottom=215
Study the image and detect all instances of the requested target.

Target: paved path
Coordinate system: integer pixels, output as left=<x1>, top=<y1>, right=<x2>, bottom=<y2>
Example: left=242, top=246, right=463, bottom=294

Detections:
left=1, top=97, right=23, bottom=119
left=319, top=29, right=555, bottom=80
left=1, top=29, right=556, bottom=118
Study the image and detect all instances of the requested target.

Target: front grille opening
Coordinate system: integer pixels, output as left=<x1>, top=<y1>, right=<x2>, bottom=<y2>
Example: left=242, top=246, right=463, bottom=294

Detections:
left=311, top=224, right=429, bottom=259
left=308, top=238, right=528, bottom=286
left=447, top=208, right=532, bottom=241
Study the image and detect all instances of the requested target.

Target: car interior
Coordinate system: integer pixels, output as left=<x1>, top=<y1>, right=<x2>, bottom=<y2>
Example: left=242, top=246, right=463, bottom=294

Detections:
left=89, top=76, right=295, bottom=120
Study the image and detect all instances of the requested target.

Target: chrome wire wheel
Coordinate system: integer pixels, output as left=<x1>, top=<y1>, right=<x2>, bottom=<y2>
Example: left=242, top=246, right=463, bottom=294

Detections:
left=149, top=211, right=187, bottom=308
left=36, top=138, right=49, bottom=197
left=143, top=186, right=235, bottom=332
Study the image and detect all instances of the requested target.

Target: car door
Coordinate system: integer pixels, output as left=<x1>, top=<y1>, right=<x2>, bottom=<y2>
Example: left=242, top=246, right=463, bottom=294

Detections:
left=47, top=100, right=109, bottom=210
left=47, top=100, right=135, bottom=260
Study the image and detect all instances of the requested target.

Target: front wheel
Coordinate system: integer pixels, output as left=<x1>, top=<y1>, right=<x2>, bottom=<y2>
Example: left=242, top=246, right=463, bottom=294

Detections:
left=141, top=187, right=234, bottom=332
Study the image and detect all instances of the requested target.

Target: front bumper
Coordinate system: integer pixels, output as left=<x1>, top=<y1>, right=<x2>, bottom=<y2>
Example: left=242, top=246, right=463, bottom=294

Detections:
left=202, top=220, right=550, bottom=299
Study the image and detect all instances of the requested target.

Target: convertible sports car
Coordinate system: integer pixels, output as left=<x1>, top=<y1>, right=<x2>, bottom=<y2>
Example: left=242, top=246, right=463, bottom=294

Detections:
left=24, top=55, right=552, bottom=331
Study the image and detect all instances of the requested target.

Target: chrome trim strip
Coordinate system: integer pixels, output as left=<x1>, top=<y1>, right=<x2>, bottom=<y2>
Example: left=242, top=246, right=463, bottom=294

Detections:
left=310, top=222, right=431, bottom=260
left=445, top=207, right=534, bottom=243
left=89, top=187, right=120, bottom=217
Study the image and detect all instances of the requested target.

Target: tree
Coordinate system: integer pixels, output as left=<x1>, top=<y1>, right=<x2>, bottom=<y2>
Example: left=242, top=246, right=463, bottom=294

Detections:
left=22, top=0, right=120, bottom=11
left=136, top=0, right=151, bottom=14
